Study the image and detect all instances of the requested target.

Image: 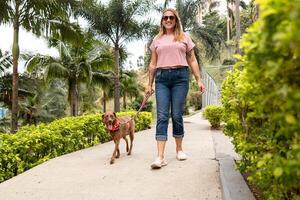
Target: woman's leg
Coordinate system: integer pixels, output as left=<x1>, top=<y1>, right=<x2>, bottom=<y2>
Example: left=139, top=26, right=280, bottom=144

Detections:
left=170, top=68, right=189, bottom=153
left=157, top=140, right=166, bottom=160
left=175, top=138, right=183, bottom=153
left=155, top=83, right=170, bottom=142
left=155, top=71, right=171, bottom=160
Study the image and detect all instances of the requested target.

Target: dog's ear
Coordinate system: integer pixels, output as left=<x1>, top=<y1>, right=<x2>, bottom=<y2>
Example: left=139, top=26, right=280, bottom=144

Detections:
left=102, top=114, right=105, bottom=121
left=113, top=112, right=116, bottom=118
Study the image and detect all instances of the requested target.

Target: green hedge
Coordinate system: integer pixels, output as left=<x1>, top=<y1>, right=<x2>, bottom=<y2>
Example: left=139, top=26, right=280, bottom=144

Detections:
left=0, top=111, right=151, bottom=183
left=221, top=0, right=300, bottom=199
left=203, top=105, right=224, bottom=129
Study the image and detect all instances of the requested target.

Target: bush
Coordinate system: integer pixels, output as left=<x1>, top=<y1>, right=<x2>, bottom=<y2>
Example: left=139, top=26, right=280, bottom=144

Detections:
left=128, top=97, right=153, bottom=112
left=117, top=111, right=152, bottom=131
left=203, top=105, right=224, bottom=129
left=188, top=91, right=202, bottom=110
left=222, top=58, right=236, bottom=65
left=0, top=111, right=151, bottom=183
left=221, top=0, right=300, bottom=199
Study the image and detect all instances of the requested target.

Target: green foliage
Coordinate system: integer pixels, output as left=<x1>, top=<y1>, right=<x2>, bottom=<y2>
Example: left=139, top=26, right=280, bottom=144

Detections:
left=188, top=91, right=202, bottom=110
left=117, top=111, right=152, bottom=131
left=0, top=111, right=151, bottom=183
left=222, top=59, right=236, bottom=65
left=128, top=97, right=153, bottom=113
left=221, top=0, right=300, bottom=198
left=77, top=0, right=153, bottom=111
left=187, top=78, right=203, bottom=111
left=203, top=105, right=224, bottom=128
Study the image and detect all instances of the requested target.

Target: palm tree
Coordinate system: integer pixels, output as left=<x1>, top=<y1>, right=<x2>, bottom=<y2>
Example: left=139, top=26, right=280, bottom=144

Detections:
left=19, top=94, right=39, bottom=125
left=26, top=32, right=114, bottom=116
left=226, top=0, right=246, bottom=42
left=26, top=36, right=89, bottom=116
left=173, top=0, right=225, bottom=61
left=17, top=78, right=68, bottom=125
left=175, top=0, right=206, bottom=31
left=0, top=0, right=77, bottom=132
left=91, top=50, right=115, bottom=113
left=0, top=74, right=35, bottom=110
left=120, top=71, right=143, bottom=110
left=77, top=0, right=152, bottom=112
left=100, top=82, right=114, bottom=113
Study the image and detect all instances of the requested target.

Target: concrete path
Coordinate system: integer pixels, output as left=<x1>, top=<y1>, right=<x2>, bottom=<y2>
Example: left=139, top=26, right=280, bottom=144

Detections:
left=0, top=112, right=253, bottom=200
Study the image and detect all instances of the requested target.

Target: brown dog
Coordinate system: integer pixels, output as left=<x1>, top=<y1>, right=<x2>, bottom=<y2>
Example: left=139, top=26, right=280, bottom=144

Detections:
left=102, top=112, right=135, bottom=164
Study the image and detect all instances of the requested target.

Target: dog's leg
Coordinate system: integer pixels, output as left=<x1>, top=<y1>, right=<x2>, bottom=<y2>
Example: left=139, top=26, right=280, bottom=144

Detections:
left=116, top=148, right=120, bottom=158
left=110, top=139, right=120, bottom=164
left=128, top=131, right=134, bottom=156
left=128, top=121, right=135, bottom=155
left=123, top=136, right=129, bottom=152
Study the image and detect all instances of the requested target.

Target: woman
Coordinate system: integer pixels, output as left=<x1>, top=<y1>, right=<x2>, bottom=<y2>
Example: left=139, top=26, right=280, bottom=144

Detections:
left=147, top=8, right=205, bottom=169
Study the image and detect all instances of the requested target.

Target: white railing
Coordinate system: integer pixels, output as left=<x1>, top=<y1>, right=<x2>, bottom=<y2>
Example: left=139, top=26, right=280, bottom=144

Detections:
left=201, top=68, right=220, bottom=108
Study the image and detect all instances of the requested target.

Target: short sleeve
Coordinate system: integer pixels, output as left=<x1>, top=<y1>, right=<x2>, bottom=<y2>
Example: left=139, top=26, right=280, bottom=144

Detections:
left=184, top=32, right=195, bottom=52
left=149, top=38, right=157, bottom=52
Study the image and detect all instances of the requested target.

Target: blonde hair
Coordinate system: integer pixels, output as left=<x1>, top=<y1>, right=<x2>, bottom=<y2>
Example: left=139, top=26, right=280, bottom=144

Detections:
left=156, top=8, right=185, bottom=42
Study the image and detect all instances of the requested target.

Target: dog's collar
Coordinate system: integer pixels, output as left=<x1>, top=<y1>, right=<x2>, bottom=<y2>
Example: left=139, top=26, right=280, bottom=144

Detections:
left=108, top=120, right=120, bottom=132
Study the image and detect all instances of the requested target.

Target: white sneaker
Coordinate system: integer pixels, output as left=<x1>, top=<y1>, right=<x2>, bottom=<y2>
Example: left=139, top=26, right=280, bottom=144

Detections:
left=176, top=151, right=187, bottom=161
left=150, top=158, right=168, bottom=169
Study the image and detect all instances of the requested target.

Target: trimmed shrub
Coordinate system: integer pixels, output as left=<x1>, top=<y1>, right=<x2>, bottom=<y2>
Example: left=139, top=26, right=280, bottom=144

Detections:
left=221, top=0, right=300, bottom=199
left=0, top=111, right=151, bottom=183
left=117, top=111, right=152, bottom=131
left=203, top=105, right=224, bottom=129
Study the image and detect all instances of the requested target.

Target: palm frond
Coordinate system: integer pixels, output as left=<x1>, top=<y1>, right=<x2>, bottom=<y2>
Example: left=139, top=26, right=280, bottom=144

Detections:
left=0, top=53, right=13, bottom=72
left=78, top=62, right=93, bottom=84
left=45, top=62, right=69, bottom=81
left=56, top=41, right=72, bottom=61
left=192, top=24, right=224, bottom=61
left=92, top=71, right=114, bottom=87
left=0, top=1, right=12, bottom=25
left=25, top=55, right=45, bottom=73
left=240, top=0, right=247, bottom=9
left=78, top=0, right=153, bottom=47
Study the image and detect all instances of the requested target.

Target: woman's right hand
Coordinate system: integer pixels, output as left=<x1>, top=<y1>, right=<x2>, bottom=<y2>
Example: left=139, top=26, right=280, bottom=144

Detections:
left=146, top=85, right=154, bottom=96
left=197, top=80, right=205, bottom=94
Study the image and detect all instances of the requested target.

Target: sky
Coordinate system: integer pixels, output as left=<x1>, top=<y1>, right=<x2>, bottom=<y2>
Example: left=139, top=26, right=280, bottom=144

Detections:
left=0, top=0, right=231, bottom=72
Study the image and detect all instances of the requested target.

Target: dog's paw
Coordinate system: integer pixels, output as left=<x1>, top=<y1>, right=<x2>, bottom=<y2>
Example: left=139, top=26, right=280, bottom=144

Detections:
left=116, top=155, right=120, bottom=159
left=110, top=159, right=115, bottom=164
left=127, top=152, right=131, bottom=156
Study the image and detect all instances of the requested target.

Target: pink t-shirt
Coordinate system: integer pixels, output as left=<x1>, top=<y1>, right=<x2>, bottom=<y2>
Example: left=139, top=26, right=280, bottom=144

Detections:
left=149, top=32, right=195, bottom=68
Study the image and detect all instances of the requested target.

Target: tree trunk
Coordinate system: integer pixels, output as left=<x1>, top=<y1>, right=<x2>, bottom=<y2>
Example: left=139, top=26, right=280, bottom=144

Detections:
left=11, top=19, right=20, bottom=133
left=226, top=1, right=231, bottom=42
left=70, top=81, right=78, bottom=116
left=235, top=0, right=241, bottom=54
left=123, top=93, right=126, bottom=110
left=113, top=46, right=120, bottom=112
left=227, top=16, right=231, bottom=42
left=103, top=91, right=106, bottom=113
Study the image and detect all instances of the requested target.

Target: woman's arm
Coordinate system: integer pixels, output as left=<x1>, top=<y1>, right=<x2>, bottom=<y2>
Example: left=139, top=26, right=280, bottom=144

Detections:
left=146, top=50, right=157, bottom=95
left=186, top=49, right=205, bottom=93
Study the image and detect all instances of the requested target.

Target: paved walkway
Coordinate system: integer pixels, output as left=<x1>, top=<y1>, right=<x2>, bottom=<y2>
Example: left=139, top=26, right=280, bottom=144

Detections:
left=0, top=112, right=253, bottom=200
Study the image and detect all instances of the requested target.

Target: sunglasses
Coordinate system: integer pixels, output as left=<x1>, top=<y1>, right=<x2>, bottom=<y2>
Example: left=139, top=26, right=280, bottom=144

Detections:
left=162, top=15, right=176, bottom=21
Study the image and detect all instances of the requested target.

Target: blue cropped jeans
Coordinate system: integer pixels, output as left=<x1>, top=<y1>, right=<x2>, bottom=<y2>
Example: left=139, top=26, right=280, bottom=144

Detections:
left=155, top=66, right=189, bottom=141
